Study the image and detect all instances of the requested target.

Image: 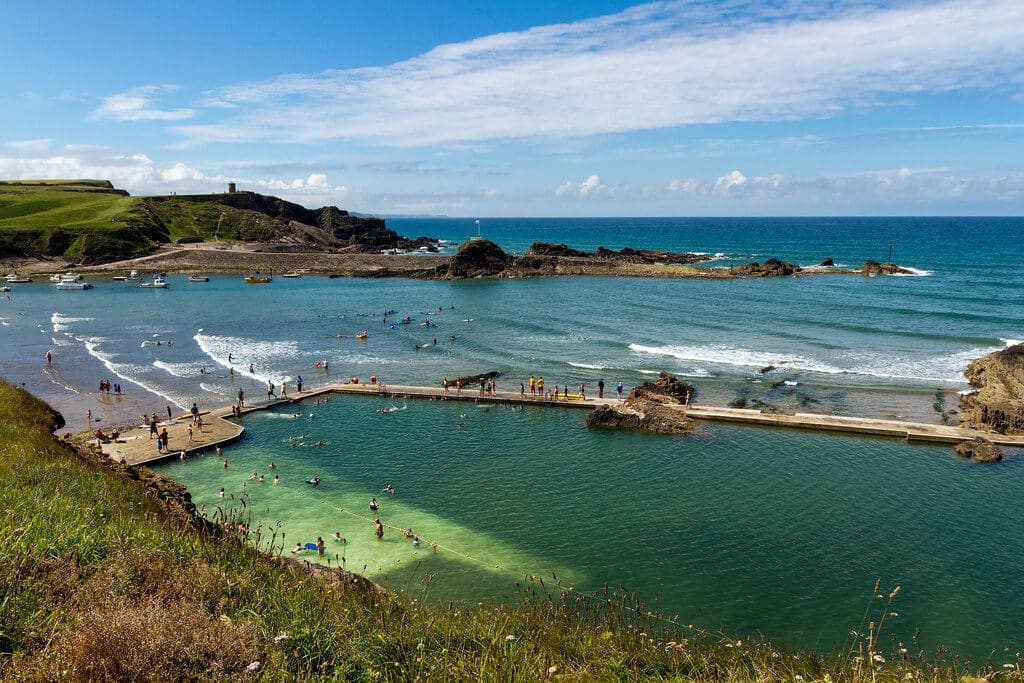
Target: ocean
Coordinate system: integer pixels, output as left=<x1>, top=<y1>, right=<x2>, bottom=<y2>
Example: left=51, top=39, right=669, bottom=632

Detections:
left=2, top=216, right=1022, bottom=660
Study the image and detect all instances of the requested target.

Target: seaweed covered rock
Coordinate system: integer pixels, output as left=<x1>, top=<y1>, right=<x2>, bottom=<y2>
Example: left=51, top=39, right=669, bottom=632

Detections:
left=525, top=242, right=589, bottom=257
left=587, top=372, right=696, bottom=435
left=730, top=258, right=801, bottom=277
left=954, top=437, right=1003, bottom=463
left=445, top=239, right=511, bottom=278
left=960, top=343, right=1024, bottom=434
left=860, top=260, right=913, bottom=276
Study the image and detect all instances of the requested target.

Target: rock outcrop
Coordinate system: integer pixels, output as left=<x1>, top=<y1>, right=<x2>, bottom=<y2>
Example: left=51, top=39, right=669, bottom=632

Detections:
left=525, top=242, right=708, bottom=265
left=953, top=437, right=1003, bottom=463
left=586, top=372, right=696, bottom=435
left=441, top=239, right=512, bottom=278
left=819, top=257, right=834, bottom=267
left=959, top=343, right=1024, bottom=434
left=860, top=260, right=913, bottom=275
left=730, top=258, right=801, bottom=277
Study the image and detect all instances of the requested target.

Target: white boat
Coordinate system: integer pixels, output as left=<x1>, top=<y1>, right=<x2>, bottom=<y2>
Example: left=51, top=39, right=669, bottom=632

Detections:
left=4, top=274, right=32, bottom=283
left=0, top=285, right=10, bottom=292
left=280, top=272, right=302, bottom=278
left=51, top=272, right=82, bottom=283
left=55, top=281, right=94, bottom=290
left=187, top=274, right=210, bottom=282
left=112, top=275, right=127, bottom=281
left=129, top=270, right=141, bottom=280
left=139, top=277, right=169, bottom=288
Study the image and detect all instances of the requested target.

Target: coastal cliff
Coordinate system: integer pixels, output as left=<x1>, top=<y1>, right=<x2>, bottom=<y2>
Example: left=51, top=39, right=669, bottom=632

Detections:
left=0, top=180, right=416, bottom=263
left=960, top=342, right=1024, bottom=434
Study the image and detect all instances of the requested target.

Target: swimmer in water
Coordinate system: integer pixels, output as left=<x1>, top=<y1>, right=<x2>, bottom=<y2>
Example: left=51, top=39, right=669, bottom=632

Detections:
left=369, top=497, right=379, bottom=511
left=382, top=484, right=395, bottom=495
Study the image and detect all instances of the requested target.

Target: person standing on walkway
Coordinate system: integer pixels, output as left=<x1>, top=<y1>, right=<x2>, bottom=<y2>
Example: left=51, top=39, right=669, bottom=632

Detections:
left=297, top=375, right=303, bottom=392
left=529, top=375, right=536, bottom=396
left=616, top=382, right=623, bottom=400
left=598, top=378, right=605, bottom=399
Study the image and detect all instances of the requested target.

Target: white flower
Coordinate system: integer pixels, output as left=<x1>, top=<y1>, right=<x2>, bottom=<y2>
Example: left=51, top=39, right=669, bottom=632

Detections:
left=505, top=634, right=517, bottom=641
left=247, top=661, right=260, bottom=671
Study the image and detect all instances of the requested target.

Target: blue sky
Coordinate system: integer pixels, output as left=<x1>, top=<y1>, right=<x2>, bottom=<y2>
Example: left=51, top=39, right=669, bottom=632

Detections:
left=3, top=0, right=1023, bottom=216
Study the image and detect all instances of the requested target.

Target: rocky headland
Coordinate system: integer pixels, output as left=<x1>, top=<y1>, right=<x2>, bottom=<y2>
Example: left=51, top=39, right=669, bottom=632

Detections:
left=586, top=371, right=697, bottom=434
left=959, top=342, right=1024, bottom=434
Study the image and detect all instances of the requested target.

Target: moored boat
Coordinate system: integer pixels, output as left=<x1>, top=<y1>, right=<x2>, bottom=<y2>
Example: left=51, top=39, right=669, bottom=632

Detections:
left=244, top=274, right=273, bottom=283
left=188, top=274, right=210, bottom=282
left=4, top=274, right=32, bottom=283
left=112, top=275, right=127, bottom=281
left=128, top=270, right=141, bottom=280
left=139, top=277, right=169, bottom=288
left=55, top=280, right=94, bottom=290
left=0, top=285, right=10, bottom=292
left=281, top=272, right=302, bottom=278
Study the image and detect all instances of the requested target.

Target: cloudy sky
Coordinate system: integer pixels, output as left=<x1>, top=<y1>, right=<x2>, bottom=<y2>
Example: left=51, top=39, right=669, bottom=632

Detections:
left=3, top=0, right=1023, bottom=215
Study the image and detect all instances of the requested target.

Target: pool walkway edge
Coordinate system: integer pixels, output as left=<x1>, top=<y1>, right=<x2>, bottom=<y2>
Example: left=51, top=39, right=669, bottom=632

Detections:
left=99, top=382, right=1024, bottom=466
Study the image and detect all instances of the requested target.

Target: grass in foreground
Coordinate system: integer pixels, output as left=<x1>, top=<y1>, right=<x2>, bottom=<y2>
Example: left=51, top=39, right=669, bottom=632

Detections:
left=0, top=381, right=1018, bottom=681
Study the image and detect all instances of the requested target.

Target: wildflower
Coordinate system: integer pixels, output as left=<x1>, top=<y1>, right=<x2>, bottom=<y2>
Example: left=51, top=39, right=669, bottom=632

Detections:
left=899, top=648, right=907, bottom=655
left=889, top=586, right=901, bottom=599
left=795, top=675, right=804, bottom=681
left=873, top=654, right=886, bottom=664
left=505, top=634, right=517, bottom=641
left=14, top=527, right=24, bottom=533
left=274, top=633, right=292, bottom=642
left=247, top=661, right=260, bottom=671
left=547, top=666, right=558, bottom=675
left=1004, top=664, right=1016, bottom=669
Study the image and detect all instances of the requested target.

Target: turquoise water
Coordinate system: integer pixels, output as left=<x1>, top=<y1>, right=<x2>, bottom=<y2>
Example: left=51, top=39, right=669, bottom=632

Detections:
left=2, top=217, right=1023, bottom=660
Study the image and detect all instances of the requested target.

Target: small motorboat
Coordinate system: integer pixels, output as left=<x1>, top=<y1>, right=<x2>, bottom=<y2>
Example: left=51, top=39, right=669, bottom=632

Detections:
left=4, top=274, right=32, bottom=283
left=188, top=274, right=210, bottom=282
left=0, top=285, right=10, bottom=292
left=244, top=274, right=272, bottom=284
left=112, top=275, right=127, bottom=281
left=280, top=272, right=302, bottom=278
left=139, top=277, right=169, bottom=288
left=55, top=280, right=94, bottom=290
left=128, top=270, right=141, bottom=280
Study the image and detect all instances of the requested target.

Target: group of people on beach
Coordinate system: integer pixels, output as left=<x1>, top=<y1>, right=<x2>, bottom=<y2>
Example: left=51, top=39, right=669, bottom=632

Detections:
left=97, top=379, right=121, bottom=395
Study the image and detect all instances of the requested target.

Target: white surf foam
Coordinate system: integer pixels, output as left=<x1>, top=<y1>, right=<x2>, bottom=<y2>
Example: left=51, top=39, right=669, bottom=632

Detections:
left=83, top=339, right=186, bottom=408
left=568, top=362, right=607, bottom=370
left=1001, top=338, right=1023, bottom=348
left=194, top=332, right=299, bottom=385
left=629, top=341, right=995, bottom=385
left=51, top=312, right=95, bottom=333
left=153, top=360, right=209, bottom=379
left=890, top=266, right=934, bottom=277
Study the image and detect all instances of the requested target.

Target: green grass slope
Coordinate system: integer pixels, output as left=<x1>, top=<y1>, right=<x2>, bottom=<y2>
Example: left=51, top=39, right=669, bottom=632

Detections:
left=0, top=381, right=995, bottom=681
left=0, top=180, right=159, bottom=262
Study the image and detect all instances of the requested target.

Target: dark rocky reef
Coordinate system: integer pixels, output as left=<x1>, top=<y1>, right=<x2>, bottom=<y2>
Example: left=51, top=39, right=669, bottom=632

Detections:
left=587, top=371, right=696, bottom=435
left=450, top=370, right=502, bottom=388
left=954, top=437, right=1003, bottom=463
left=729, top=258, right=801, bottom=277
left=860, top=260, right=913, bottom=275
left=819, top=257, right=834, bottom=267
left=527, top=242, right=708, bottom=265
left=959, top=343, right=1024, bottom=434
left=440, top=239, right=512, bottom=279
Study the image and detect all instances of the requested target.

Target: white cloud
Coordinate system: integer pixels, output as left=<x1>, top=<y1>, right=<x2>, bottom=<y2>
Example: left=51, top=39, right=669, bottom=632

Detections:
left=0, top=145, right=348, bottom=208
left=4, top=138, right=52, bottom=153
left=555, top=167, right=1024, bottom=208
left=92, top=85, right=195, bottom=121
left=171, top=0, right=1024, bottom=147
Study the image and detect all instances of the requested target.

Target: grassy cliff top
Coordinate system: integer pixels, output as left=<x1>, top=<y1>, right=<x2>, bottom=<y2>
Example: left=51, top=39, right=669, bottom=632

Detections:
left=0, top=180, right=394, bottom=264
left=0, top=380, right=986, bottom=680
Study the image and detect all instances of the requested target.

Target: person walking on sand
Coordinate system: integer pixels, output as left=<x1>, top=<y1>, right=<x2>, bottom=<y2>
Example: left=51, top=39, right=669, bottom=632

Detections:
left=149, top=415, right=158, bottom=439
